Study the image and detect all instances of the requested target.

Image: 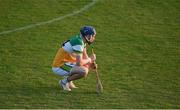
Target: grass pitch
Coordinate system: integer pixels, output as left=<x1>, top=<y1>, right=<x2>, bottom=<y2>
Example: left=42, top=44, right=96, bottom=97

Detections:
left=0, top=0, right=179, bottom=108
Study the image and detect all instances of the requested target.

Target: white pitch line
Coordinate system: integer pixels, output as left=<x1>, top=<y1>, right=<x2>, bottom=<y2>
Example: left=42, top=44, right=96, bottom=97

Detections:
left=0, top=0, right=97, bottom=36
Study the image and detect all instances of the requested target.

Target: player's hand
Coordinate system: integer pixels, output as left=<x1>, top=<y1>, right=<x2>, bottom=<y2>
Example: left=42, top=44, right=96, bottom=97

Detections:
left=90, top=62, right=98, bottom=70
left=90, top=54, right=96, bottom=62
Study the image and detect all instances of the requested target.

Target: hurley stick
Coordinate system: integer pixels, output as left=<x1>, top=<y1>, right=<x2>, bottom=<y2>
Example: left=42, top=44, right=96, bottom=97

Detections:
left=91, top=47, right=103, bottom=93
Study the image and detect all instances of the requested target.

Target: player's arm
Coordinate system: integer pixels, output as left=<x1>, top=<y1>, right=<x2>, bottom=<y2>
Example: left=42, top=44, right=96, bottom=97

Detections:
left=82, top=48, right=89, bottom=59
left=72, top=46, right=94, bottom=66
left=76, top=53, right=91, bottom=66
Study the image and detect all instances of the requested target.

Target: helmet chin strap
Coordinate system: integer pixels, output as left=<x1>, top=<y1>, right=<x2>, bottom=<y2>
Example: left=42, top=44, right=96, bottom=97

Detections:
left=83, top=35, right=92, bottom=45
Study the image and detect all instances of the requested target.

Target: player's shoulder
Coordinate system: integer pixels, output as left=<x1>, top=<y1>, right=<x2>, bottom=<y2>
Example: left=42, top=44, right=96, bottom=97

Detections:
left=69, top=34, right=83, bottom=46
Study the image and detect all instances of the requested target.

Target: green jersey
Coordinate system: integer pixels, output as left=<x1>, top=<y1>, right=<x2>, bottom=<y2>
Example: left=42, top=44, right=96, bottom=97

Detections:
left=62, top=34, right=86, bottom=53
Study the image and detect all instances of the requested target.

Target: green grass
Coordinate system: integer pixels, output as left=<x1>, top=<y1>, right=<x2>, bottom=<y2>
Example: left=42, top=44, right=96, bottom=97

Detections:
left=0, top=0, right=180, bottom=108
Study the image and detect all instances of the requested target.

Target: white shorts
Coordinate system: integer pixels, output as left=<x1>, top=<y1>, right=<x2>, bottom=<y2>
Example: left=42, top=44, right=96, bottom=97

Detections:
left=52, top=62, right=75, bottom=76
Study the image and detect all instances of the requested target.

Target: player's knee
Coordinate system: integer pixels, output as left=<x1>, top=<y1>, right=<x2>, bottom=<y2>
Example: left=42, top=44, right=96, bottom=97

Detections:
left=79, top=70, right=88, bottom=78
left=81, top=67, right=89, bottom=78
left=71, top=66, right=89, bottom=78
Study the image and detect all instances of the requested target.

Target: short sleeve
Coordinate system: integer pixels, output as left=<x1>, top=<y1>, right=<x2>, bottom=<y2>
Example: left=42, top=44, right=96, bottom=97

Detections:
left=72, top=45, right=84, bottom=54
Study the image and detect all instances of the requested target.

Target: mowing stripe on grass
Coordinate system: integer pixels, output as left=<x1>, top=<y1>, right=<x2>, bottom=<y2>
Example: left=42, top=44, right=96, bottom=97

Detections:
left=0, top=0, right=97, bottom=36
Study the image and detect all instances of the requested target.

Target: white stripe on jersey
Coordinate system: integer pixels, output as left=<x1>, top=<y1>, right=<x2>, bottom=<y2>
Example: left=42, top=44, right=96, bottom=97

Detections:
left=72, top=45, right=83, bottom=53
left=62, top=42, right=74, bottom=53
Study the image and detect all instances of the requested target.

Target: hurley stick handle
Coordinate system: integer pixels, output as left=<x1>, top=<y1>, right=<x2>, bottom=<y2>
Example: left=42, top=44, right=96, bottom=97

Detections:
left=91, top=47, right=95, bottom=55
left=91, top=47, right=103, bottom=93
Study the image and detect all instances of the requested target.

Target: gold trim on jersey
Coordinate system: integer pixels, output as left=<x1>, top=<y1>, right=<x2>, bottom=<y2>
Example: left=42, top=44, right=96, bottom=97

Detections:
left=52, top=48, right=76, bottom=67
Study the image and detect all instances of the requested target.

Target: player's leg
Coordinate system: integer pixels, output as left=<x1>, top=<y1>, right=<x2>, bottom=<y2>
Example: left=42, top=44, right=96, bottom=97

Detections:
left=52, top=62, right=83, bottom=91
left=60, top=63, right=90, bottom=89
left=59, top=65, right=89, bottom=91
left=52, top=63, right=89, bottom=91
left=62, top=63, right=78, bottom=89
left=67, top=66, right=89, bottom=82
left=52, top=67, right=72, bottom=91
left=52, top=62, right=75, bottom=91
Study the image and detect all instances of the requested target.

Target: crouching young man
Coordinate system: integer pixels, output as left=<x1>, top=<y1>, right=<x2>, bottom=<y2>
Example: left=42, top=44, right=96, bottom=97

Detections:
left=52, top=26, right=97, bottom=91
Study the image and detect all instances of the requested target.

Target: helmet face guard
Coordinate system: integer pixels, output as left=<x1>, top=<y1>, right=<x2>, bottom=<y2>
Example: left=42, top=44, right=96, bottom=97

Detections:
left=80, top=26, right=96, bottom=45
left=83, top=35, right=94, bottom=45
